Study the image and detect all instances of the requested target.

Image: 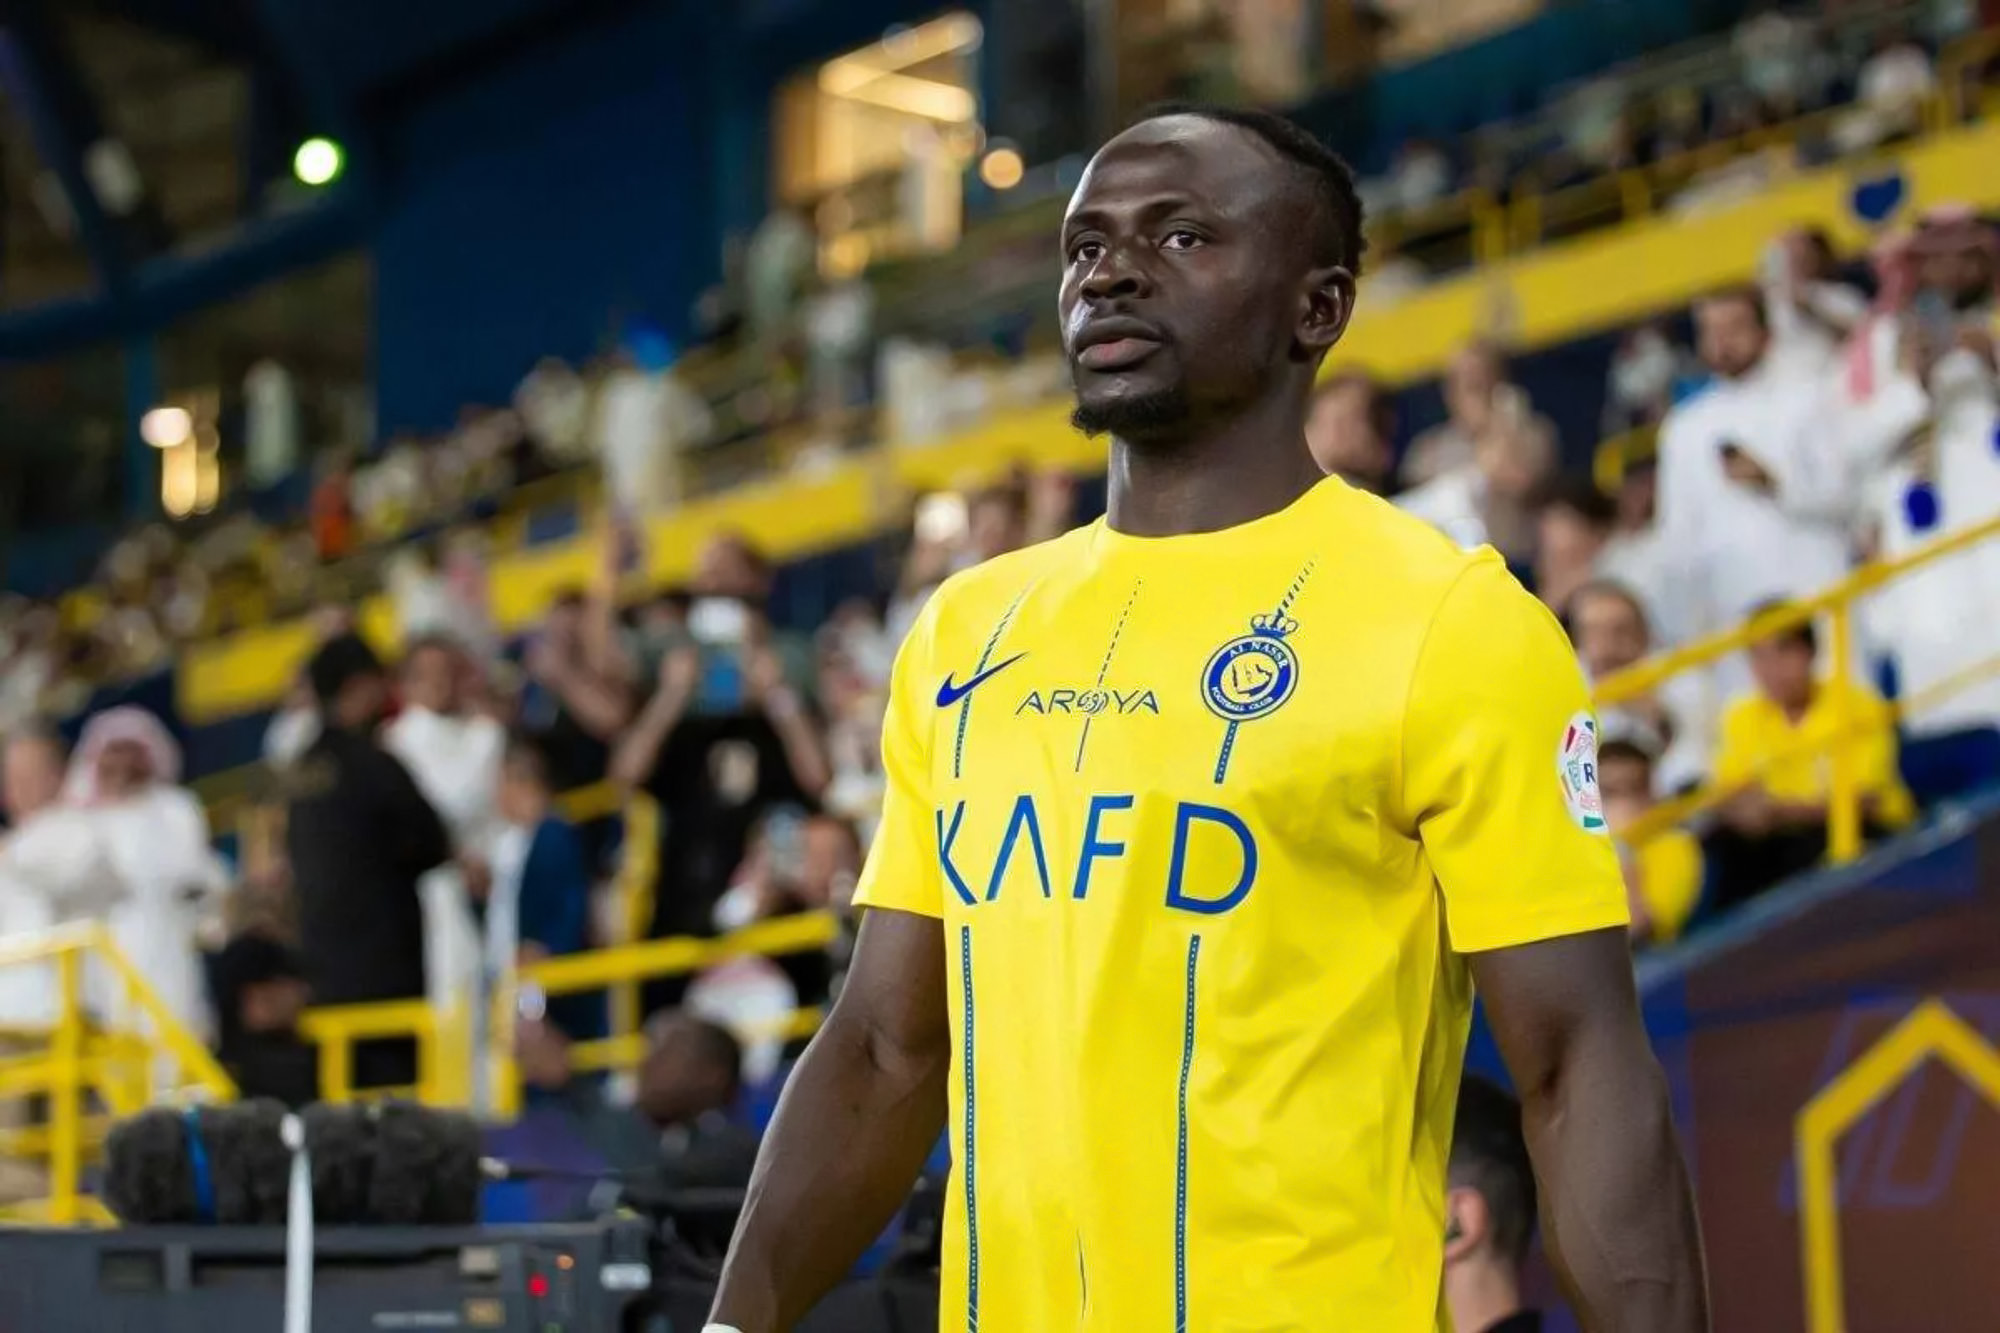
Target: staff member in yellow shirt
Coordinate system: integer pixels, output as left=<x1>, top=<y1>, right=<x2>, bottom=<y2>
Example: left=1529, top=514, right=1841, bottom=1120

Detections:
left=1706, top=608, right=1915, bottom=912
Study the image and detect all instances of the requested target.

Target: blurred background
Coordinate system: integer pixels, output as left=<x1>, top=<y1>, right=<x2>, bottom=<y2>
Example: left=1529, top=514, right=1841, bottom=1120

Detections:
left=0, top=0, right=1996, bottom=1327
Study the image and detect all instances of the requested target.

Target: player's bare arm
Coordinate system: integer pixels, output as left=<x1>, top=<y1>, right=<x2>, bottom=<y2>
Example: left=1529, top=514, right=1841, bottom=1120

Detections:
left=1471, top=928, right=1710, bottom=1333
left=709, top=907, right=950, bottom=1333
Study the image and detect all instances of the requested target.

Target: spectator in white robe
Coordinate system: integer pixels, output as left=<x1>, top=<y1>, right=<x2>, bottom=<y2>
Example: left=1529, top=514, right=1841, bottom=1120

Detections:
left=0, top=727, right=126, bottom=1029
left=1843, top=212, right=2000, bottom=763
left=1654, top=286, right=1859, bottom=696
left=383, top=635, right=508, bottom=1020
left=1760, top=227, right=1869, bottom=384
left=65, top=708, right=226, bottom=1043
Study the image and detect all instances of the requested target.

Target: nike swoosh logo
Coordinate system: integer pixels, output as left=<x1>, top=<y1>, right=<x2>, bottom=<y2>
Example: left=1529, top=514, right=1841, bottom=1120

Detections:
left=935, top=652, right=1028, bottom=707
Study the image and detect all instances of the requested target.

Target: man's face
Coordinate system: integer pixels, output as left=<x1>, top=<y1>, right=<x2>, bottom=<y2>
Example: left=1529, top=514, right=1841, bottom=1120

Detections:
left=637, top=1015, right=732, bottom=1127
left=337, top=671, right=390, bottom=730
left=797, top=816, right=861, bottom=909
left=1597, top=753, right=1652, bottom=829
left=403, top=644, right=459, bottom=715
left=1305, top=381, right=1391, bottom=485
left=1919, top=247, right=1994, bottom=310
left=1750, top=634, right=1815, bottom=708
left=693, top=536, right=769, bottom=604
left=1695, top=296, right=1768, bottom=379
left=1, top=737, right=65, bottom=823
left=1571, top=589, right=1649, bottom=679
left=1060, top=116, right=1348, bottom=443
left=1443, top=346, right=1501, bottom=425
left=1537, top=506, right=1606, bottom=577
left=95, top=740, right=154, bottom=800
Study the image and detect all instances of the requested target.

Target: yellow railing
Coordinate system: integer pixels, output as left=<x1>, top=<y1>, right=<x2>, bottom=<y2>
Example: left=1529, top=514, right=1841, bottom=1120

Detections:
left=486, top=912, right=840, bottom=1119
left=288, top=912, right=839, bottom=1119
left=1597, top=513, right=2000, bottom=865
left=295, top=997, right=470, bottom=1108
left=0, top=925, right=235, bottom=1225
left=1377, top=25, right=1994, bottom=267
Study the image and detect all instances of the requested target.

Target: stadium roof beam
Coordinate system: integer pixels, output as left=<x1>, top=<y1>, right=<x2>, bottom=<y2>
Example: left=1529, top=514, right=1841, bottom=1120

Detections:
left=0, top=0, right=173, bottom=291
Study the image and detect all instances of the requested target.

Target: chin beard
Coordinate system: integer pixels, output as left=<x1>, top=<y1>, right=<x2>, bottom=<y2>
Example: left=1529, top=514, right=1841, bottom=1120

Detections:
left=1070, top=383, right=1193, bottom=441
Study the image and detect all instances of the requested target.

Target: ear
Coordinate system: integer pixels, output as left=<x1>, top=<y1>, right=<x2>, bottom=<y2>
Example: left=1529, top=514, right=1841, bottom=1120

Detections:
left=1443, top=1185, right=1487, bottom=1266
left=1298, top=264, right=1357, bottom=361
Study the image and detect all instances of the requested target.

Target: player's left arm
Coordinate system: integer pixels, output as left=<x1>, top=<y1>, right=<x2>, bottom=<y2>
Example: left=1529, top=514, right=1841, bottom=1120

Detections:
left=1402, top=554, right=1708, bottom=1333
left=1470, top=932, right=1708, bottom=1333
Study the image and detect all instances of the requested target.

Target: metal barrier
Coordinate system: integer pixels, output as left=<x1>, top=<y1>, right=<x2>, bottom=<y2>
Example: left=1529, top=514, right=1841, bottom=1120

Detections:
left=486, top=912, right=840, bottom=1119
left=1596, top=513, right=2000, bottom=864
left=0, top=924, right=235, bottom=1224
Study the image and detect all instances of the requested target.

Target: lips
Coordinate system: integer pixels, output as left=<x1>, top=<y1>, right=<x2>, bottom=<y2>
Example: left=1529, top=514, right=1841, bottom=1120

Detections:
left=1073, top=318, right=1165, bottom=372
left=1077, top=337, right=1161, bottom=371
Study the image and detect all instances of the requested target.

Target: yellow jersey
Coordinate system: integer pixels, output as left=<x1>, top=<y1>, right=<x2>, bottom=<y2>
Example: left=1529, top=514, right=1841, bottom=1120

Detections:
left=854, top=477, right=1629, bottom=1331
left=1712, top=676, right=1916, bottom=830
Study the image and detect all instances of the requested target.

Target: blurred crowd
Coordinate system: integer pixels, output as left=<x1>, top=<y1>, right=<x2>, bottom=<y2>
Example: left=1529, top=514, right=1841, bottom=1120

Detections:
left=1322, top=203, right=1998, bottom=943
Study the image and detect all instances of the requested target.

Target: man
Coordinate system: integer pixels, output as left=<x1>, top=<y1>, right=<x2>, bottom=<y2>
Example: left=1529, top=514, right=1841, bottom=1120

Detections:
left=612, top=591, right=829, bottom=1018
left=490, top=735, right=601, bottom=1043
left=209, top=931, right=317, bottom=1106
left=709, top=106, right=1706, bottom=1331
left=0, top=727, right=122, bottom=1201
left=521, top=590, right=627, bottom=794
left=385, top=635, right=508, bottom=847
left=1595, top=740, right=1704, bottom=949
left=517, top=1008, right=758, bottom=1249
left=286, top=633, right=452, bottom=1090
left=1444, top=1078, right=1542, bottom=1333
left=1654, top=287, right=1854, bottom=661
left=384, top=634, right=509, bottom=1016
left=1568, top=579, right=1710, bottom=796
left=1706, top=609, right=1913, bottom=911
left=1529, top=475, right=1617, bottom=617
left=1304, top=369, right=1396, bottom=494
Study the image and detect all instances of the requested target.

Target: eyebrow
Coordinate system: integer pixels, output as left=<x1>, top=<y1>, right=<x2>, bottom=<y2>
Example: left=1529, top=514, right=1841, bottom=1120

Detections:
left=1063, top=193, right=1215, bottom=238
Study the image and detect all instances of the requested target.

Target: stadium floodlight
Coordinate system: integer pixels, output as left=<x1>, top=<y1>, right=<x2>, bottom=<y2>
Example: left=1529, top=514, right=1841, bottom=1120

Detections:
left=293, top=138, right=345, bottom=187
left=140, top=406, right=191, bottom=449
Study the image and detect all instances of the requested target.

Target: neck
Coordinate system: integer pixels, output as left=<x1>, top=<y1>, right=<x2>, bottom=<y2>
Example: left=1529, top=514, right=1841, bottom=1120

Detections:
left=1445, top=1260, right=1525, bottom=1333
left=1105, top=395, right=1321, bottom=538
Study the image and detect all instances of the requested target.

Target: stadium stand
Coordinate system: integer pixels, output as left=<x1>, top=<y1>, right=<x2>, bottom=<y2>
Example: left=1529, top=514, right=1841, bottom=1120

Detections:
left=1, top=0, right=1999, bottom=1327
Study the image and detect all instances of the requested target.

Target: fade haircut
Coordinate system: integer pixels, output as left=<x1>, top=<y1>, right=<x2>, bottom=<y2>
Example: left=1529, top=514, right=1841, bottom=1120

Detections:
left=1450, top=1077, right=1538, bottom=1267
left=1136, top=102, right=1367, bottom=277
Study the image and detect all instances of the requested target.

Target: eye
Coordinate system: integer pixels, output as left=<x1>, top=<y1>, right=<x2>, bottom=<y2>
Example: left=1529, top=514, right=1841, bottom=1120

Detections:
left=1162, top=229, right=1205, bottom=251
left=1068, top=237, right=1105, bottom=264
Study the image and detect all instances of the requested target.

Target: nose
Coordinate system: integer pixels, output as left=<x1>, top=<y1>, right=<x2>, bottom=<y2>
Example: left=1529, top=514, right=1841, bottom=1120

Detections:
left=1079, top=240, right=1151, bottom=304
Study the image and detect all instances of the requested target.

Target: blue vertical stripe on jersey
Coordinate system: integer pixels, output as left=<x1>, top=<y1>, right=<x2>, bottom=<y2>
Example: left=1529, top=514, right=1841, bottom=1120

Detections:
left=1210, top=723, right=1240, bottom=785
left=952, top=589, right=1029, bottom=780
left=961, top=924, right=981, bottom=1330
left=1075, top=579, right=1144, bottom=772
left=1210, top=560, right=1314, bottom=785
left=1175, top=934, right=1202, bottom=1331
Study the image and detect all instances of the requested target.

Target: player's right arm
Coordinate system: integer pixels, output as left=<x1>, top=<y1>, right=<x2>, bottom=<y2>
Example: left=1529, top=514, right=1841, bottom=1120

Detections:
left=709, top=596, right=953, bottom=1332
left=707, top=908, right=949, bottom=1331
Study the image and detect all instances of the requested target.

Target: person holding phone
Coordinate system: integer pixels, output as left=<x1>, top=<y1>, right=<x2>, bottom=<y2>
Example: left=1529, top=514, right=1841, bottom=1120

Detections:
left=611, top=576, right=830, bottom=1019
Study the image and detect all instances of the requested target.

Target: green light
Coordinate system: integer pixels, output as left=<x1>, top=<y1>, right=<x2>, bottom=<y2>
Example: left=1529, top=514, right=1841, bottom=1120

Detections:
left=293, top=137, right=345, bottom=187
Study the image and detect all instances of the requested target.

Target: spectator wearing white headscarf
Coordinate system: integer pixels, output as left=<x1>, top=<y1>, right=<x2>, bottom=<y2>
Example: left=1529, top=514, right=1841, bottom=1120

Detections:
left=67, top=707, right=227, bottom=1042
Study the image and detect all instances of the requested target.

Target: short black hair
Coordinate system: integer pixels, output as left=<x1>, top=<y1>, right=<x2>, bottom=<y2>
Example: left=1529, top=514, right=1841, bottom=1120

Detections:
left=306, top=632, right=384, bottom=708
left=504, top=731, right=552, bottom=789
left=1749, top=599, right=1816, bottom=655
left=1450, top=1077, right=1538, bottom=1267
left=1317, top=369, right=1396, bottom=440
left=1597, top=737, right=1656, bottom=774
left=1569, top=578, right=1651, bottom=631
left=1136, top=102, right=1366, bottom=276
left=1532, top=473, right=1618, bottom=529
left=1696, top=282, right=1769, bottom=330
